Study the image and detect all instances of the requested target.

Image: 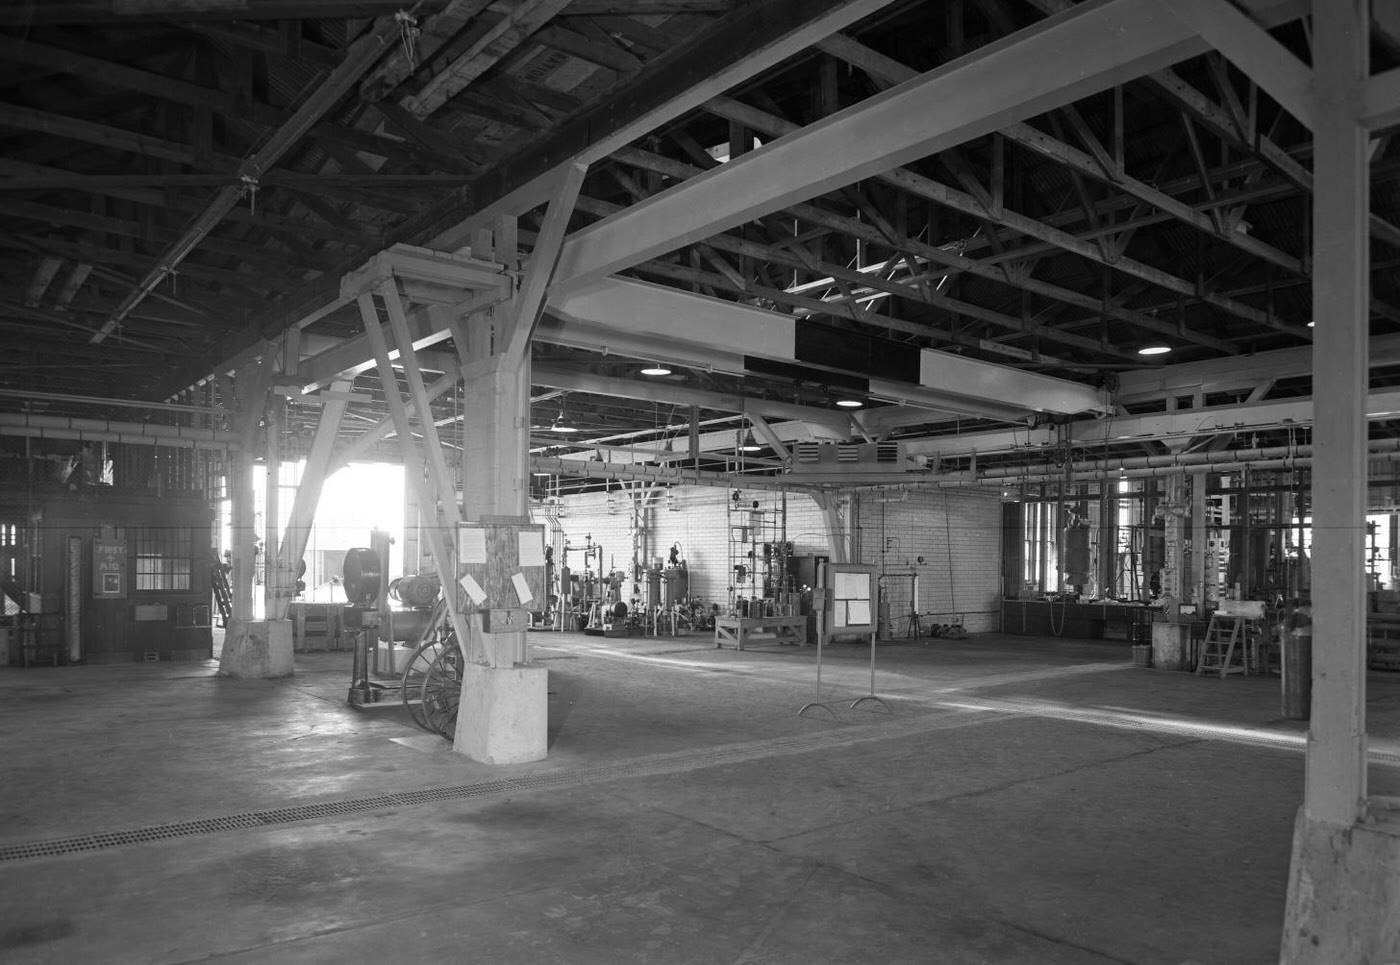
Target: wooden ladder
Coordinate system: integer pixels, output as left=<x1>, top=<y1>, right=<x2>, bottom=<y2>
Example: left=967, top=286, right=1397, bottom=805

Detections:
left=1196, top=614, right=1246, bottom=677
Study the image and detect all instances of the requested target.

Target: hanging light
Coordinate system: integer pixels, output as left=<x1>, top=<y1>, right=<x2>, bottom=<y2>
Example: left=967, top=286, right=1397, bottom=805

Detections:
left=1137, top=343, right=1172, bottom=356
left=551, top=396, right=579, bottom=433
left=738, top=428, right=761, bottom=452
left=640, top=362, right=672, bottom=376
left=834, top=398, right=864, bottom=408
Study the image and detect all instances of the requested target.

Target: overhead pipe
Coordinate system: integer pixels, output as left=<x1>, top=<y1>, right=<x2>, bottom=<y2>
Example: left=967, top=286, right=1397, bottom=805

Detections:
left=0, top=387, right=215, bottom=416
left=966, top=440, right=1391, bottom=480
left=939, top=441, right=1400, bottom=488
left=0, top=412, right=235, bottom=450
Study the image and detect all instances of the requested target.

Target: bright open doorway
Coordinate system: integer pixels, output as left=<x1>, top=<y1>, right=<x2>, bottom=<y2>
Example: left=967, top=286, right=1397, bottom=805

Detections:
left=217, top=461, right=406, bottom=617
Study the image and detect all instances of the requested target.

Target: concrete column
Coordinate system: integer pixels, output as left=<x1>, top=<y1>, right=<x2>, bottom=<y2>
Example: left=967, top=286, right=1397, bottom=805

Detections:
left=1282, top=2, right=1400, bottom=961
left=218, top=352, right=293, bottom=679
left=1300, top=0, right=1370, bottom=828
left=228, top=450, right=255, bottom=623
left=455, top=312, right=546, bottom=763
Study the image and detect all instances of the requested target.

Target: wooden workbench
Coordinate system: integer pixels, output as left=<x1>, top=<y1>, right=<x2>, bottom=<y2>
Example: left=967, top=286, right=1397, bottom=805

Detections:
left=714, top=615, right=807, bottom=650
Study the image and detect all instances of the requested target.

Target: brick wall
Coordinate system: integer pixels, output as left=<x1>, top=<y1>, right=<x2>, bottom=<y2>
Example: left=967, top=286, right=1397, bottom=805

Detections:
left=540, top=483, right=1003, bottom=634
left=850, top=487, right=1003, bottom=634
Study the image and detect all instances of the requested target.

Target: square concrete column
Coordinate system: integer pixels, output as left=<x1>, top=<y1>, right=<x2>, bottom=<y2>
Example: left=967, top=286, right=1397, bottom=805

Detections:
left=1282, top=3, right=1400, bottom=961
left=454, top=663, right=548, bottom=764
left=218, top=619, right=294, bottom=678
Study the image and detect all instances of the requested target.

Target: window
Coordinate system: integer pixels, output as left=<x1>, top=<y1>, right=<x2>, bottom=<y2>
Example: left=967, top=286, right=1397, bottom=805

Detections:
left=133, top=526, right=193, bottom=591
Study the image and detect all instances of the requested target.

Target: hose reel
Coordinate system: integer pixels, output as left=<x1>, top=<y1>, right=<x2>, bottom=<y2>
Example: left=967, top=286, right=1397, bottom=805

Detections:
left=342, top=547, right=383, bottom=607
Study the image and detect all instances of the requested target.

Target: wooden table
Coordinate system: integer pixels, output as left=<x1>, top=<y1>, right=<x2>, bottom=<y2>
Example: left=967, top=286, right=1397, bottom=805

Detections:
left=715, top=615, right=807, bottom=650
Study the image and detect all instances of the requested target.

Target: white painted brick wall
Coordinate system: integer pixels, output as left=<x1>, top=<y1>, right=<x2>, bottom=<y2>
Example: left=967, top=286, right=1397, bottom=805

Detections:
left=850, top=488, right=1002, bottom=633
left=543, top=483, right=1004, bottom=635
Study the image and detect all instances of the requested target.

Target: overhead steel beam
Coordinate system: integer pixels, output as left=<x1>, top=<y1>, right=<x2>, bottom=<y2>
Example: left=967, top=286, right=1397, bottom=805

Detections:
left=1115, top=333, right=1400, bottom=403
left=902, top=389, right=1400, bottom=459
left=899, top=425, right=1057, bottom=459
left=532, top=363, right=852, bottom=435
left=551, top=0, right=1210, bottom=290
left=898, top=385, right=1400, bottom=461
left=603, top=147, right=1164, bottom=358
left=529, top=455, right=820, bottom=493
left=1160, top=0, right=1314, bottom=129
left=548, top=276, right=1101, bottom=418
left=1362, top=64, right=1400, bottom=131
left=685, top=95, right=1278, bottom=340
left=418, top=0, right=907, bottom=250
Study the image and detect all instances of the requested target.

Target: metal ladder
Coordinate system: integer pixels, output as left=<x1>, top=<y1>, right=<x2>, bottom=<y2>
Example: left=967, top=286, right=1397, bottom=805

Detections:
left=211, top=552, right=232, bottom=629
left=1196, top=613, right=1246, bottom=677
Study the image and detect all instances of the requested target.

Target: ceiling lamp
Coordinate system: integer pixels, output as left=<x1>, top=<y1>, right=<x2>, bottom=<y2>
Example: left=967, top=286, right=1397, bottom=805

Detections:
left=737, top=428, right=762, bottom=452
left=834, top=398, right=864, bottom=408
left=550, top=398, right=579, bottom=433
left=1137, top=343, right=1172, bottom=356
left=640, top=362, right=672, bottom=376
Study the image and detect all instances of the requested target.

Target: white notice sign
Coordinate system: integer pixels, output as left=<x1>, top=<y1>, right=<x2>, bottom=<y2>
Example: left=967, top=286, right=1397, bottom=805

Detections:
left=459, top=527, right=487, bottom=565
left=458, top=572, right=488, bottom=606
left=518, top=530, right=545, bottom=567
left=511, top=572, right=533, bottom=606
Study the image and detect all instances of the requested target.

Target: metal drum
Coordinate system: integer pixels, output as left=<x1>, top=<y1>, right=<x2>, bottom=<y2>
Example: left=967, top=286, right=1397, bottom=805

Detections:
left=342, top=547, right=383, bottom=607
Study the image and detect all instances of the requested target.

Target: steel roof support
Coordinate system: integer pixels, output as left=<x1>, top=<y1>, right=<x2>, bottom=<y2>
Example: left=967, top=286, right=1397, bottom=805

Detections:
left=551, top=0, right=1209, bottom=290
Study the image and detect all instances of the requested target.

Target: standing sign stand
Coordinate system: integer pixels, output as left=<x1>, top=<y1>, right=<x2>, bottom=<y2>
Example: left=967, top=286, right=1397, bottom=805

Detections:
left=799, top=563, right=890, bottom=718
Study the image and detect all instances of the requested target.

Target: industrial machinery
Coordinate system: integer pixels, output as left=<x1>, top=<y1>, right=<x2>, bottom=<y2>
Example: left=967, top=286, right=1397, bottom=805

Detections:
left=345, top=540, right=460, bottom=738
left=395, top=598, right=461, bottom=739
left=344, top=546, right=387, bottom=706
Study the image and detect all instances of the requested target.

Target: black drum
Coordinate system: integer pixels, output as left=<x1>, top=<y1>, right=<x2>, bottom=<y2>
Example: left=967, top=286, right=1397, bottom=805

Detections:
left=342, top=547, right=383, bottom=607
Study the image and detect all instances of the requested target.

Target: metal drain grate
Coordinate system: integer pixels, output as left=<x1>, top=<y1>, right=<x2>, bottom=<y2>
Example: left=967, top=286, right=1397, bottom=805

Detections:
left=9, top=699, right=1364, bottom=865
left=0, top=709, right=991, bottom=864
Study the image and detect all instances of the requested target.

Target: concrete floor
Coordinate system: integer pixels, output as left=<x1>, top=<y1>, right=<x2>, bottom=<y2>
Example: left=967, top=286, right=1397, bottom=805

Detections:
left=2, top=630, right=1399, bottom=965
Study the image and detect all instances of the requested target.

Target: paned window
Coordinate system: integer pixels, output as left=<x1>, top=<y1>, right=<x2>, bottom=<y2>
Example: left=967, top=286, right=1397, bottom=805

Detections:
left=133, top=526, right=192, bottom=591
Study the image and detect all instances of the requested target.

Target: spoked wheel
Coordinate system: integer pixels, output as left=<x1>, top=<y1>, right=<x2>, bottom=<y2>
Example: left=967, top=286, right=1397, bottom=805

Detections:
left=421, top=638, right=464, bottom=739
left=400, top=599, right=449, bottom=733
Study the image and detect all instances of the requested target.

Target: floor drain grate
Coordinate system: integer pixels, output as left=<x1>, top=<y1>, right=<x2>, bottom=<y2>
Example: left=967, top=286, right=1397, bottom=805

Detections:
left=6, top=700, right=1349, bottom=864
left=0, top=710, right=988, bottom=864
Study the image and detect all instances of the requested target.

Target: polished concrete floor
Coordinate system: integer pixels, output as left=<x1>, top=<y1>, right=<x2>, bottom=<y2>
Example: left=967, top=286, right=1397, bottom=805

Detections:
left=2, top=629, right=1399, bottom=965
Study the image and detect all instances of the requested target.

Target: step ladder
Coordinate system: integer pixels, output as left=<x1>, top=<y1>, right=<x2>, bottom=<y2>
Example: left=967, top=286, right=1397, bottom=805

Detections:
left=1196, top=613, right=1246, bottom=677
left=211, top=551, right=232, bottom=629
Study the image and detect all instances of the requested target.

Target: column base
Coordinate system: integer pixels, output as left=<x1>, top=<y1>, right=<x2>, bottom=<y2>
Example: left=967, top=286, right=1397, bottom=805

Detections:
left=1150, top=621, right=1189, bottom=670
left=1281, top=807, right=1400, bottom=962
left=218, top=619, right=294, bottom=679
left=454, top=663, right=548, bottom=764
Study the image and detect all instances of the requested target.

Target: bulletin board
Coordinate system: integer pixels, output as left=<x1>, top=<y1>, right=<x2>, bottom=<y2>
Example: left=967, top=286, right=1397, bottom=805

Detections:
left=456, top=520, right=548, bottom=615
left=822, top=563, right=877, bottom=645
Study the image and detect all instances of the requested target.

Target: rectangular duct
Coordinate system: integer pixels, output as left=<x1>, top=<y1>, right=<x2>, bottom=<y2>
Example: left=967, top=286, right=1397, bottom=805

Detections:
left=790, top=441, right=905, bottom=473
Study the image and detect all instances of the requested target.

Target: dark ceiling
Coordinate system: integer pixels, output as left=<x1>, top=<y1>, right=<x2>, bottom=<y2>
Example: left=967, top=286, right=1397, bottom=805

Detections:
left=2, top=0, right=1398, bottom=492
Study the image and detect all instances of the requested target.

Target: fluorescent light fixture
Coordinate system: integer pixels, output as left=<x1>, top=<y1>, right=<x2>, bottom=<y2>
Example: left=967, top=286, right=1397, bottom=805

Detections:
left=1137, top=344, right=1172, bottom=356
left=834, top=398, right=864, bottom=408
left=640, top=363, right=672, bottom=376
